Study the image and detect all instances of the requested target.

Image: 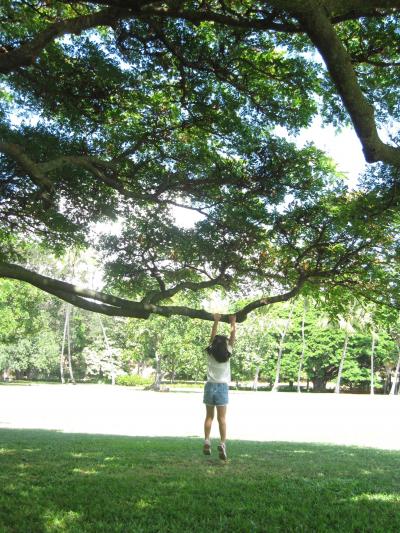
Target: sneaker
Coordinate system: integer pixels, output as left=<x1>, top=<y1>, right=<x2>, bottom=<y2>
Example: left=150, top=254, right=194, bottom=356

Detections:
left=218, top=443, right=227, bottom=461
left=203, top=442, right=211, bottom=455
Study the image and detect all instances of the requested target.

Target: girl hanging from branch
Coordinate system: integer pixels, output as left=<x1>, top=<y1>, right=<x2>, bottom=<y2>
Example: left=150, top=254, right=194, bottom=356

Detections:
left=203, top=313, right=236, bottom=461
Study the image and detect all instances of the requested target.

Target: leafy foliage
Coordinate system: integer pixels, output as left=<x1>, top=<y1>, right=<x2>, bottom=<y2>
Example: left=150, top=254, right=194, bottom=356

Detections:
left=1, top=1, right=400, bottom=321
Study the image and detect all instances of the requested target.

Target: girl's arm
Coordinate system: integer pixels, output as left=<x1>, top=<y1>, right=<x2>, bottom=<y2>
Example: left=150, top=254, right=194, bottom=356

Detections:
left=210, top=313, right=221, bottom=343
left=229, top=315, right=236, bottom=346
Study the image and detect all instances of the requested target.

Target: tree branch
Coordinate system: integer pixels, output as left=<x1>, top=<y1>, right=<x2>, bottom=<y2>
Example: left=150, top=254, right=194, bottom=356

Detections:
left=0, top=7, right=127, bottom=74
left=0, top=142, right=54, bottom=189
left=142, top=271, right=228, bottom=304
left=294, top=2, right=400, bottom=166
left=0, top=261, right=305, bottom=322
left=3, top=0, right=398, bottom=77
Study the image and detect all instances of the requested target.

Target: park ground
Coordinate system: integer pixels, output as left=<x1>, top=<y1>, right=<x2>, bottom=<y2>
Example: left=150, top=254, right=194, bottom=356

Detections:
left=1, top=385, right=399, bottom=449
left=1, top=386, right=400, bottom=532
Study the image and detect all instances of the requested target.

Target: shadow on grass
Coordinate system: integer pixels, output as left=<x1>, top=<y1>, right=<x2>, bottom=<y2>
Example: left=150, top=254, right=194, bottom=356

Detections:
left=1, top=429, right=399, bottom=532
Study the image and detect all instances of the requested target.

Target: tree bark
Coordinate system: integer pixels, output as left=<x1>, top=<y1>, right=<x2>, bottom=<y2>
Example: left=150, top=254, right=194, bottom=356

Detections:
left=272, top=302, right=295, bottom=392
left=99, top=317, right=116, bottom=385
left=0, top=261, right=305, bottom=323
left=0, top=8, right=125, bottom=74
left=335, top=331, right=349, bottom=394
left=252, top=366, right=260, bottom=391
left=60, top=307, right=68, bottom=384
left=296, top=2, right=400, bottom=166
left=66, top=305, right=76, bottom=384
left=389, top=345, right=400, bottom=396
left=370, top=328, right=376, bottom=395
left=151, top=353, right=162, bottom=391
left=312, top=377, right=328, bottom=392
left=383, top=364, right=392, bottom=394
left=297, top=299, right=307, bottom=393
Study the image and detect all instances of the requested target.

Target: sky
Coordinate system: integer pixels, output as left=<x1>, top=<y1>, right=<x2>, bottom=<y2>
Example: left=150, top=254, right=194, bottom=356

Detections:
left=291, top=119, right=366, bottom=188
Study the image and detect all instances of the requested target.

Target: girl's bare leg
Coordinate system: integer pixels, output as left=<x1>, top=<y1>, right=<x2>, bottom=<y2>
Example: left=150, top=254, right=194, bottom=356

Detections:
left=204, top=405, right=215, bottom=441
left=216, top=405, right=227, bottom=443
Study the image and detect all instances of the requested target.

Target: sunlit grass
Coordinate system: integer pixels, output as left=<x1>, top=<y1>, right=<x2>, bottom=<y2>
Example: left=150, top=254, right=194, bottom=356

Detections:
left=1, top=429, right=399, bottom=532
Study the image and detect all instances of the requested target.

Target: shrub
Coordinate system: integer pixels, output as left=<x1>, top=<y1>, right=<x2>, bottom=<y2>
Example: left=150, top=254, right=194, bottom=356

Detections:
left=116, top=374, right=153, bottom=387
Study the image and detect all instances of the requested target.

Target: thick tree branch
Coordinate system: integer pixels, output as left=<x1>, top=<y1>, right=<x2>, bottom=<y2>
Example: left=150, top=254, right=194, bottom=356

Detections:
left=0, top=261, right=305, bottom=322
left=0, top=142, right=53, bottom=189
left=0, top=261, right=147, bottom=313
left=294, top=3, right=400, bottom=166
left=0, top=7, right=126, bottom=74
left=3, top=1, right=398, bottom=76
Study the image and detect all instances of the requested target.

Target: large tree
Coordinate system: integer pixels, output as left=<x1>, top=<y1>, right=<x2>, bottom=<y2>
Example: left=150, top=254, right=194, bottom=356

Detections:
left=1, top=0, right=399, bottom=321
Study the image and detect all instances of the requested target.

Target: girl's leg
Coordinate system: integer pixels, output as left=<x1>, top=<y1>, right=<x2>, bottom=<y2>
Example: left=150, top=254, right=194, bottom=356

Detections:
left=204, top=404, right=215, bottom=441
left=216, top=405, right=227, bottom=443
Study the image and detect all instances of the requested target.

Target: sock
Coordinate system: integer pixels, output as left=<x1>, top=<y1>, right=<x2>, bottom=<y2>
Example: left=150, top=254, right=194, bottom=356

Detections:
left=204, top=439, right=210, bottom=445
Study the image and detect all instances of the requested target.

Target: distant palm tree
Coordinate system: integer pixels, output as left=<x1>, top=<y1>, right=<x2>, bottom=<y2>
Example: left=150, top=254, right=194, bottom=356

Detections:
left=99, top=317, right=116, bottom=386
left=357, top=306, right=378, bottom=395
left=272, top=301, right=295, bottom=392
left=369, top=325, right=378, bottom=395
left=390, top=340, right=400, bottom=396
left=334, top=305, right=357, bottom=394
left=297, top=297, right=308, bottom=393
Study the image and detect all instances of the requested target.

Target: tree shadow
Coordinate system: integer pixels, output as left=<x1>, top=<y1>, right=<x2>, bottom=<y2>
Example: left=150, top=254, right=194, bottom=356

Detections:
left=1, top=429, right=399, bottom=532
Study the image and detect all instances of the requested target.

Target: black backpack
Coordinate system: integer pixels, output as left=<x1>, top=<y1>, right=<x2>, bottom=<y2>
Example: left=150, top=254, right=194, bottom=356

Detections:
left=206, top=335, right=231, bottom=363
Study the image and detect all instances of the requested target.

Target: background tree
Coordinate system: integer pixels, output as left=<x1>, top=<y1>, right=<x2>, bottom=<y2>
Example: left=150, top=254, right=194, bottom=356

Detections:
left=0, top=279, right=61, bottom=380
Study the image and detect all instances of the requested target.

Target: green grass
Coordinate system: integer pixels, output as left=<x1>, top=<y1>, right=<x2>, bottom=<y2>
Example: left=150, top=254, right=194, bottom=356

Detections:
left=1, top=430, right=399, bottom=532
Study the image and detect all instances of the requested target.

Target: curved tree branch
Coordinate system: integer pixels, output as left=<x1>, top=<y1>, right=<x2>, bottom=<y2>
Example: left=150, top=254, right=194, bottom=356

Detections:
left=294, top=2, right=400, bottom=166
left=0, top=261, right=305, bottom=322
left=0, top=7, right=127, bottom=74
left=0, top=142, right=54, bottom=190
left=10, top=0, right=387, bottom=78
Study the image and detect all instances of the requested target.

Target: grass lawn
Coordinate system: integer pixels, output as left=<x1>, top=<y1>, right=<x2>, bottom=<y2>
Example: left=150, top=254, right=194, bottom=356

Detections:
left=1, top=429, right=399, bottom=532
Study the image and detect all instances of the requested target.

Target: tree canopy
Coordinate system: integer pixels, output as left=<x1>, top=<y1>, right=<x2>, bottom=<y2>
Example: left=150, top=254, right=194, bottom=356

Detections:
left=1, top=1, right=400, bottom=321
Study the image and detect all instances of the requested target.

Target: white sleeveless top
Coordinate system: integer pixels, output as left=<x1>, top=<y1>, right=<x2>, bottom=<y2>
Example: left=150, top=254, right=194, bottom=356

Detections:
left=206, top=344, right=232, bottom=384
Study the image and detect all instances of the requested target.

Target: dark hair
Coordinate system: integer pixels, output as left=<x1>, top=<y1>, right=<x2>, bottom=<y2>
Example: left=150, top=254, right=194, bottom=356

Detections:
left=206, top=335, right=231, bottom=363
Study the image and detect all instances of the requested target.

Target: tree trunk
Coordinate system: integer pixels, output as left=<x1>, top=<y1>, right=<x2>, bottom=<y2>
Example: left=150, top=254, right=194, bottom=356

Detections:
left=334, top=332, right=349, bottom=394
left=252, top=366, right=260, bottom=391
left=297, top=300, right=307, bottom=393
left=383, top=366, right=392, bottom=395
left=370, top=329, right=376, bottom=395
left=60, top=307, right=68, bottom=384
left=99, top=317, right=115, bottom=385
left=272, top=303, right=295, bottom=392
left=66, top=305, right=76, bottom=384
left=149, top=353, right=162, bottom=391
left=312, top=377, right=328, bottom=392
left=389, top=345, right=400, bottom=396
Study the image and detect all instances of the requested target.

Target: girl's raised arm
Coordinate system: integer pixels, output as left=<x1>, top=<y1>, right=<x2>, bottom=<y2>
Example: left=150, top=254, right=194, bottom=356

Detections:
left=210, top=313, right=221, bottom=343
left=229, top=315, right=236, bottom=346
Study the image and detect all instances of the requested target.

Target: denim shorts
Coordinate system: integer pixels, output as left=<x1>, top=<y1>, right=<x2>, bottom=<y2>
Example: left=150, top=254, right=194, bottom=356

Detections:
left=203, top=382, right=229, bottom=406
